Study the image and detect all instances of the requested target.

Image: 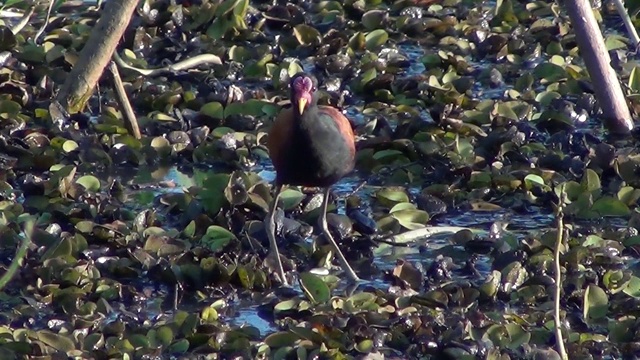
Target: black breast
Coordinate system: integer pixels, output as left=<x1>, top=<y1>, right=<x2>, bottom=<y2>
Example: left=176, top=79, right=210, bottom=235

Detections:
left=275, top=109, right=354, bottom=187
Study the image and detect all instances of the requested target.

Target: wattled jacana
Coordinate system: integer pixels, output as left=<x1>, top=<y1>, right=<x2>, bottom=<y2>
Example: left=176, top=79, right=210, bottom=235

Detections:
left=265, top=72, right=361, bottom=286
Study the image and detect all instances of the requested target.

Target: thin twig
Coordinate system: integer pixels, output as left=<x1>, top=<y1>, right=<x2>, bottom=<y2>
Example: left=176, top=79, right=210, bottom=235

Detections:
left=113, top=51, right=222, bottom=77
left=612, top=0, right=640, bottom=47
left=0, top=220, right=33, bottom=292
left=553, top=196, right=568, bottom=360
left=108, top=61, right=141, bottom=139
left=33, top=0, right=57, bottom=43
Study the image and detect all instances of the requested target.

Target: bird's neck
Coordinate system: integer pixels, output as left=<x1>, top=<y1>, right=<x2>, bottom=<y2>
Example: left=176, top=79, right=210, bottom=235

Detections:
left=294, top=102, right=319, bottom=130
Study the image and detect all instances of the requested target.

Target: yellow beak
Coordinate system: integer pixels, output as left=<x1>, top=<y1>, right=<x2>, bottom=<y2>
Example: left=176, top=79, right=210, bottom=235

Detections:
left=298, top=98, right=307, bottom=115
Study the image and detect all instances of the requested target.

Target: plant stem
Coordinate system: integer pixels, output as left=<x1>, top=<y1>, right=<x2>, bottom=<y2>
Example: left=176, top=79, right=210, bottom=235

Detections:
left=554, top=208, right=568, bottom=360
left=0, top=220, right=33, bottom=292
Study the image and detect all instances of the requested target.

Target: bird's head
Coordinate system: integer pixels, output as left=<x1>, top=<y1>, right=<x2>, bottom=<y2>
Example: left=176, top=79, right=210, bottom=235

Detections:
left=290, top=73, right=316, bottom=116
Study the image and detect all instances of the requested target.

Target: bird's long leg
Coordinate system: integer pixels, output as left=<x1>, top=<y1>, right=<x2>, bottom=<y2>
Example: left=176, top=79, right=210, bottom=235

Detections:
left=266, top=184, right=288, bottom=286
left=319, top=187, right=361, bottom=282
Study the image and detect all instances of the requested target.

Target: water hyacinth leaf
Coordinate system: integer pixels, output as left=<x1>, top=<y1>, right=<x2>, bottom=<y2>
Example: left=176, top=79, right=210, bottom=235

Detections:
left=584, top=284, right=608, bottom=322
left=225, top=171, right=249, bottom=205
left=355, top=339, right=374, bottom=353
left=590, top=197, right=630, bottom=217
left=201, top=305, right=218, bottom=323
left=200, top=102, right=224, bottom=119
left=348, top=31, right=365, bottom=50
left=299, top=272, right=330, bottom=304
left=169, top=339, right=189, bottom=354
left=264, top=331, right=299, bottom=348
left=504, top=323, right=530, bottom=349
left=609, top=318, right=636, bottom=342
left=533, top=62, right=566, bottom=83
left=623, top=276, right=640, bottom=298
left=603, top=270, right=631, bottom=294
left=75, top=220, right=95, bottom=234
left=62, top=140, right=79, bottom=153
left=279, top=188, right=304, bottom=210
left=37, top=330, right=75, bottom=352
left=480, top=270, right=501, bottom=298
left=201, top=225, right=236, bottom=252
left=201, top=173, right=231, bottom=215
left=391, top=209, right=429, bottom=230
left=523, top=174, right=545, bottom=189
left=0, top=100, right=21, bottom=118
left=629, top=66, right=640, bottom=92
left=617, top=186, right=640, bottom=205
left=207, top=17, right=228, bottom=40
left=493, top=0, right=517, bottom=24
left=365, top=29, right=388, bottom=50
left=362, top=10, right=386, bottom=30
left=224, top=99, right=278, bottom=118
left=76, top=175, right=101, bottom=192
left=41, top=237, right=73, bottom=260
left=236, top=265, right=255, bottom=288
left=293, top=24, right=321, bottom=46
left=605, top=35, right=628, bottom=51
left=581, top=168, right=601, bottom=193
left=156, top=326, right=174, bottom=346
left=233, top=0, right=248, bottom=16
left=216, top=0, right=241, bottom=17
left=389, top=202, right=416, bottom=213
left=345, top=291, right=377, bottom=311
left=274, top=299, right=299, bottom=313
left=375, top=188, right=409, bottom=207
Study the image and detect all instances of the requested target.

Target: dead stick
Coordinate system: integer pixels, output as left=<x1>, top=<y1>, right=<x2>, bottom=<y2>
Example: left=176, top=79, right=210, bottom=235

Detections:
left=108, top=61, right=141, bottom=139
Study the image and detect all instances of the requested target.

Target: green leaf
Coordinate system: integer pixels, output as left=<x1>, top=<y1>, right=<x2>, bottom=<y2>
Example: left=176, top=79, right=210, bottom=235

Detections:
left=200, top=102, right=224, bottom=119
left=76, top=175, right=101, bottom=192
left=617, top=186, right=640, bottom=206
left=590, top=197, right=630, bottom=217
left=391, top=209, right=429, bottom=230
left=200, top=225, right=236, bottom=252
left=299, top=272, right=330, bottom=304
left=156, top=326, right=174, bottom=347
left=224, top=99, right=278, bottom=118
left=201, top=173, right=231, bottom=215
left=365, top=29, right=388, bottom=51
left=293, top=24, right=322, bottom=46
left=623, top=276, right=640, bottom=298
left=37, top=330, right=75, bottom=352
left=201, top=304, right=219, bottom=323
left=264, top=331, right=300, bottom=348
left=233, top=0, right=248, bottom=16
left=375, top=188, right=409, bottom=207
left=584, top=284, right=608, bottom=322
left=62, top=140, right=79, bottom=153
left=523, top=174, right=546, bottom=190
left=533, top=62, right=567, bottom=83
left=361, top=10, right=386, bottom=31
left=168, top=339, right=189, bottom=354
left=235, top=265, right=254, bottom=289
left=629, top=66, right=640, bottom=92
left=279, top=188, right=305, bottom=211
left=215, top=0, right=240, bottom=17
left=581, top=168, right=601, bottom=193
left=207, top=17, right=228, bottom=40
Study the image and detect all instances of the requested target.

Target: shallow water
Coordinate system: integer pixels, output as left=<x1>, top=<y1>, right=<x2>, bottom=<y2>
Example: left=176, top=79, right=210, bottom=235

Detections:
left=105, top=160, right=552, bottom=336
